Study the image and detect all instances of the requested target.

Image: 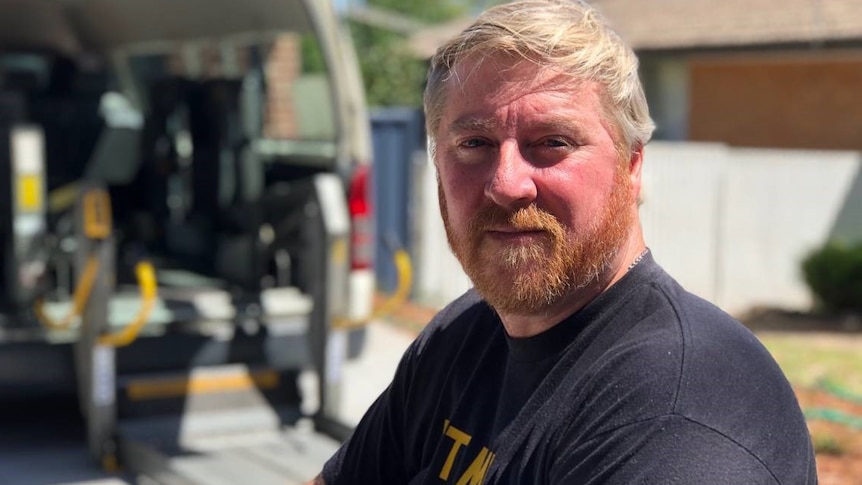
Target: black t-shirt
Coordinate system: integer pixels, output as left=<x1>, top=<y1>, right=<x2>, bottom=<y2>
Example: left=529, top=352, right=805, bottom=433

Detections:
left=322, top=254, right=816, bottom=484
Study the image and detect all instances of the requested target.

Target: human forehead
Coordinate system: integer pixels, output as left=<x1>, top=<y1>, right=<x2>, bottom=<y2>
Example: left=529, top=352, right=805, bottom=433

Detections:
left=441, top=56, right=606, bottom=131
left=448, top=54, right=584, bottom=101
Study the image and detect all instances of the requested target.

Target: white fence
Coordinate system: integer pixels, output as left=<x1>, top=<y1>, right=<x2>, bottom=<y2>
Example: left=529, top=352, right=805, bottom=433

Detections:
left=410, top=141, right=862, bottom=317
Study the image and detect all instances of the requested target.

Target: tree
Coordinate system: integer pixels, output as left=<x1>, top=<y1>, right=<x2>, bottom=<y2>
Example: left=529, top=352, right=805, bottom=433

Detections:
left=347, top=0, right=469, bottom=107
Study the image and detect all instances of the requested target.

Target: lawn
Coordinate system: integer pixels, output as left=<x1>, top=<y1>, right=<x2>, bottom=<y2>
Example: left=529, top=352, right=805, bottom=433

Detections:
left=759, top=332, right=862, bottom=395
left=756, top=330, right=862, bottom=484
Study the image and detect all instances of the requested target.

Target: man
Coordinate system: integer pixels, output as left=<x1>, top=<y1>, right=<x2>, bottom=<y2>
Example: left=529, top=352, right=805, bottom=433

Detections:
left=309, top=1, right=816, bottom=483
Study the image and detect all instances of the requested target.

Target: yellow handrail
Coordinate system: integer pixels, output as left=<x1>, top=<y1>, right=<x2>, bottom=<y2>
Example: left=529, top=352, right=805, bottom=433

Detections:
left=35, top=257, right=158, bottom=349
left=33, top=255, right=101, bottom=330
left=35, top=187, right=115, bottom=331
left=98, top=260, right=157, bottom=347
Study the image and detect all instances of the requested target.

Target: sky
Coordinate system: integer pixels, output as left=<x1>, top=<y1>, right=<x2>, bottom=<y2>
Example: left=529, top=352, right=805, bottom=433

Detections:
left=333, top=0, right=364, bottom=12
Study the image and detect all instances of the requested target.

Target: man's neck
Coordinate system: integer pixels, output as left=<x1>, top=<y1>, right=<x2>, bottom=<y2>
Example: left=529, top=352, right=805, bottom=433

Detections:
left=498, top=238, right=647, bottom=338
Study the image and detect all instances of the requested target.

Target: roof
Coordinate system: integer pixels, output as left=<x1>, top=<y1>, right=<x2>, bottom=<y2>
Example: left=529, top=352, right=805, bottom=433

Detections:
left=0, top=0, right=316, bottom=56
left=409, top=17, right=476, bottom=59
left=409, top=0, right=862, bottom=57
left=592, top=0, right=862, bottom=50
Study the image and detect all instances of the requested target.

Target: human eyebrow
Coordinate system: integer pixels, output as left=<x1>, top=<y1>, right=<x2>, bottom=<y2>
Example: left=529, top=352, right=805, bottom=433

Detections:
left=530, top=119, right=585, bottom=136
left=446, top=116, right=498, bottom=136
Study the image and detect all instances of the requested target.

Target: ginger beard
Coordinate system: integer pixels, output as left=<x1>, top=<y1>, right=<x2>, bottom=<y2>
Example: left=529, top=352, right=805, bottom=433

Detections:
left=439, top=162, right=634, bottom=316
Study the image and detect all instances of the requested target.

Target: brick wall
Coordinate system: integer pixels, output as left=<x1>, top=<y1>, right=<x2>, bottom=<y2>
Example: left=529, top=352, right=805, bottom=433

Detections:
left=263, top=35, right=301, bottom=139
left=689, top=57, right=862, bottom=150
left=167, top=43, right=250, bottom=80
left=165, top=35, right=302, bottom=140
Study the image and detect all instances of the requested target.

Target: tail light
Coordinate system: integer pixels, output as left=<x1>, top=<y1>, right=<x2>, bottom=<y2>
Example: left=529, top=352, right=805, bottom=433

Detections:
left=348, top=164, right=373, bottom=271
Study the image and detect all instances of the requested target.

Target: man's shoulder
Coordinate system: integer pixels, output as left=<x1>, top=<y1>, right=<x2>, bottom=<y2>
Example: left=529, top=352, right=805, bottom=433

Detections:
left=642, top=272, right=781, bottom=382
left=549, top=271, right=814, bottom=484
left=628, top=268, right=814, bottom=483
left=627, top=265, right=759, bottom=355
left=625, top=270, right=795, bottom=410
left=572, top=266, right=802, bottom=431
left=409, top=289, right=498, bottom=356
left=418, top=289, right=489, bottom=335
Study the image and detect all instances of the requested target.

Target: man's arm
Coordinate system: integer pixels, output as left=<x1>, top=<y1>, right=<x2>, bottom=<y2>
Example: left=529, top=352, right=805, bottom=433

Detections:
left=552, top=414, right=814, bottom=484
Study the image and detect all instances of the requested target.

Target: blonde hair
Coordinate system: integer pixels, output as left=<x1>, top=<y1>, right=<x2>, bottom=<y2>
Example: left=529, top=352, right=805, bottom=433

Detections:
left=424, top=0, right=654, bottom=156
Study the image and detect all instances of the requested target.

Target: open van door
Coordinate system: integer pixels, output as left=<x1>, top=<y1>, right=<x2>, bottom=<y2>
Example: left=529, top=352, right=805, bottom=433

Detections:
left=0, top=1, right=374, bottom=482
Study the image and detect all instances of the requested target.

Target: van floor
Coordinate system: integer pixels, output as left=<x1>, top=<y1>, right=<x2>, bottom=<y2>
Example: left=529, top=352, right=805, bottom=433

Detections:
left=0, top=394, right=134, bottom=485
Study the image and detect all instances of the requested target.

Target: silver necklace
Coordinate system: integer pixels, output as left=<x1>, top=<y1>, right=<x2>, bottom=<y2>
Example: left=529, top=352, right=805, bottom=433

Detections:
left=627, top=248, right=650, bottom=271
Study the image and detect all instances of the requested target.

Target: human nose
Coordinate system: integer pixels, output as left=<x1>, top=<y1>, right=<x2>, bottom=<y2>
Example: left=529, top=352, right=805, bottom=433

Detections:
left=484, top=142, right=537, bottom=210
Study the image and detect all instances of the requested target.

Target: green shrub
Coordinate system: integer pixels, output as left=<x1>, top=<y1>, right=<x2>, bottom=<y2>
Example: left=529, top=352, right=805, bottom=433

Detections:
left=801, top=241, right=862, bottom=313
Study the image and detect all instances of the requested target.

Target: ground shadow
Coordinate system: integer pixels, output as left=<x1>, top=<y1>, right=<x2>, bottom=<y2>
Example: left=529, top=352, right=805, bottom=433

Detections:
left=740, top=307, right=862, bottom=334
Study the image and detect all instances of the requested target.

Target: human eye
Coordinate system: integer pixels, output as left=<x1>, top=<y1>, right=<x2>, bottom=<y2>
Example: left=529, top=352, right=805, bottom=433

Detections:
left=525, top=136, right=578, bottom=166
left=448, top=136, right=494, bottom=165
left=539, top=136, right=575, bottom=149
left=460, top=137, right=490, bottom=149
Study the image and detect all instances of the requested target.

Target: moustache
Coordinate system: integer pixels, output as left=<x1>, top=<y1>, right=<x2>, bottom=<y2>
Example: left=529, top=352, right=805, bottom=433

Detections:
left=468, top=204, right=563, bottom=234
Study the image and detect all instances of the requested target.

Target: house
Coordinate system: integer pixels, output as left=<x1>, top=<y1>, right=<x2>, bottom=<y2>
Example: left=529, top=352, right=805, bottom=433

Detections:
left=411, top=0, right=862, bottom=151
left=404, top=1, right=862, bottom=314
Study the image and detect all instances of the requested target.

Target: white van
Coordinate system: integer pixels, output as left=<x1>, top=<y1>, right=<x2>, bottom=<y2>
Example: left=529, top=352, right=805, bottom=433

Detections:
left=0, top=0, right=372, bottom=482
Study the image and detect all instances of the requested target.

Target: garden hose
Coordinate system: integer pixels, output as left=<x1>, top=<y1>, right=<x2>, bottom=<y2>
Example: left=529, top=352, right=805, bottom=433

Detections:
left=802, top=378, right=862, bottom=430
left=804, top=408, right=862, bottom=430
left=332, top=238, right=413, bottom=330
left=370, top=248, right=413, bottom=320
left=815, top=378, right=862, bottom=405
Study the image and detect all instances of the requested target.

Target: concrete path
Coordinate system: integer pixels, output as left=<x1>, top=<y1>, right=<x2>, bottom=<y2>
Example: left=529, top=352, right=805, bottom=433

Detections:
left=336, top=321, right=418, bottom=426
left=0, top=320, right=419, bottom=484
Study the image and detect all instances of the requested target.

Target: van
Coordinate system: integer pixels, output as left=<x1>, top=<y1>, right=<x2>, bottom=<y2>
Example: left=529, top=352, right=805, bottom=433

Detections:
left=0, top=0, right=372, bottom=480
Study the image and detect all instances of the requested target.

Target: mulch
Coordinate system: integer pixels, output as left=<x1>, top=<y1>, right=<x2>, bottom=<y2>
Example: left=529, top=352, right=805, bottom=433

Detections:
left=739, top=306, right=862, bottom=334
left=800, top=386, right=862, bottom=485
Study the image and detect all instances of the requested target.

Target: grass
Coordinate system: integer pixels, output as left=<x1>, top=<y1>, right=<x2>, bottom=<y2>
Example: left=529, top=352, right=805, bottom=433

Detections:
left=757, top=332, right=862, bottom=396
left=757, top=330, right=862, bottom=477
